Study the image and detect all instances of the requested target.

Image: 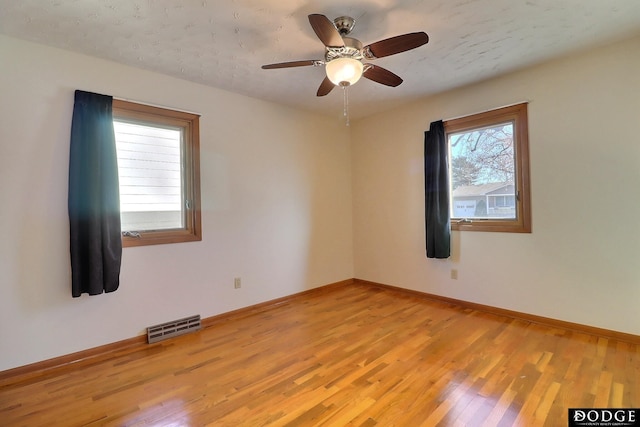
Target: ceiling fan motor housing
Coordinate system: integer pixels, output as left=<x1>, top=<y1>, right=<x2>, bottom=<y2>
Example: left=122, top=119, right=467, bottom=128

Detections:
left=325, top=37, right=363, bottom=62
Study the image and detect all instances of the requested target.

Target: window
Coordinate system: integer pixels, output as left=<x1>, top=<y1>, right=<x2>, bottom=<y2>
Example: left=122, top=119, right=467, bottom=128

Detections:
left=445, top=103, right=531, bottom=233
left=112, top=99, right=202, bottom=247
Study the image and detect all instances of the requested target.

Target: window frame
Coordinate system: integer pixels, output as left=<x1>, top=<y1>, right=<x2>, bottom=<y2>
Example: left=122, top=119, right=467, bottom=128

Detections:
left=112, top=99, right=202, bottom=247
left=445, top=103, right=531, bottom=233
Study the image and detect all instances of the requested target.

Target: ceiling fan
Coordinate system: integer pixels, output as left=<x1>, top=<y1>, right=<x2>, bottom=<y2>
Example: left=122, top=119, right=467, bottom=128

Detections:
left=261, top=14, right=429, bottom=97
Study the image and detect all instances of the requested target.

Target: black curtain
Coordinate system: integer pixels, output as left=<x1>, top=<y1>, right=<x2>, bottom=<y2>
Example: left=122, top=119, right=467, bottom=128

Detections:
left=424, top=120, right=451, bottom=258
left=68, top=90, right=122, bottom=297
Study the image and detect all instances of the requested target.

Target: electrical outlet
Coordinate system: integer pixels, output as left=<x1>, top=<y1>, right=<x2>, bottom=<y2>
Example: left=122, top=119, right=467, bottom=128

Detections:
left=234, top=277, right=241, bottom=289
left=450, top=269, right=458, bottom=280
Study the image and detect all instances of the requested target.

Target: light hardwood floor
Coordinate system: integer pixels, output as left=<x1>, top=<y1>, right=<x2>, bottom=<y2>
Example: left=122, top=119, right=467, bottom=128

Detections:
left=1, top=282, right=639, bottom=426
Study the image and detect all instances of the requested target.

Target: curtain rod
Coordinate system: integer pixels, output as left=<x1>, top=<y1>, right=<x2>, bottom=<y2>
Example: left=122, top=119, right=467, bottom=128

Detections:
left=113, top=96, right=201, bottom=116
left=442, top=100, right=530, bottom=122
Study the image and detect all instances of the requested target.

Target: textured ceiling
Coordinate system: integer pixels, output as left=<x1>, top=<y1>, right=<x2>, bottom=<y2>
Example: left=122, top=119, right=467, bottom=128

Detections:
left=1, top=0, right=640, bottom=120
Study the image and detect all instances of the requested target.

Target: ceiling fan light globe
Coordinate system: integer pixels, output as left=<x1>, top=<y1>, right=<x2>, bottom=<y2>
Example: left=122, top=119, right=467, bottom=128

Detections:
left=326, top=57, right=363, bottom=86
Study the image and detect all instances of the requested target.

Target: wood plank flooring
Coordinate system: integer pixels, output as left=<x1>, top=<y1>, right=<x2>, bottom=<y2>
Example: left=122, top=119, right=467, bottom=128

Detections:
left=1, top=283, right=639, bottom=426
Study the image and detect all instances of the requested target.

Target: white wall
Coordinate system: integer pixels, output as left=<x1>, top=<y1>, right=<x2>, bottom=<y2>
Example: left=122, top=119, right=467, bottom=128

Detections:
left=0, top=35, right=354, bottom=371
left=352, top=36, right=640, bottom=335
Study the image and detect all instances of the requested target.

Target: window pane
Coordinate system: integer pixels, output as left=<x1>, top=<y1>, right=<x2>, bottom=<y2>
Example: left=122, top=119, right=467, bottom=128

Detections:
left=114, top=120, right=183, bottom=231
left=449, top=122, right=516, bottom=220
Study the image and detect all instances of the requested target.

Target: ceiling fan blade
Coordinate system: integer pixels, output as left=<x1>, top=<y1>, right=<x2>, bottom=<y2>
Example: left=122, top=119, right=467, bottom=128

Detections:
left=316, top=76, right=335, bottom=97
left=308, top=14, right=344, bottom=48
left=364, top=32, right=429, bottom=59
left=261, top=60, right=318, bottom=69
left=363, top=65, right=403, bottom=87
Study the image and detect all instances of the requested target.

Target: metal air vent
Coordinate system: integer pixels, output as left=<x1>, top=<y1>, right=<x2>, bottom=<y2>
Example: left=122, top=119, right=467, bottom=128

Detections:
left=147, top=315, right=201, bottom=344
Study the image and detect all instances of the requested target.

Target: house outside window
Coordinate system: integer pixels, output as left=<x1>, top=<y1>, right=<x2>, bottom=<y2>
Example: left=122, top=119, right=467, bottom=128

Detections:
left=452, top=182, right=516, bottom=218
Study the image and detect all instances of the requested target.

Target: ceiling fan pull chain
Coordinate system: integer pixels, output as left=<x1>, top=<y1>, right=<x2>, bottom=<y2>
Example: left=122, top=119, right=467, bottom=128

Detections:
left=343, top=85, right=350, bottom=126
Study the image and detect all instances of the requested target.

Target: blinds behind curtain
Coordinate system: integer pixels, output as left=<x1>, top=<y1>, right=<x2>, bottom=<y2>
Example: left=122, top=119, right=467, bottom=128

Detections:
left=424, top=120, right=451, bottom=259
left=68, top=90, right=122, bottom=297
